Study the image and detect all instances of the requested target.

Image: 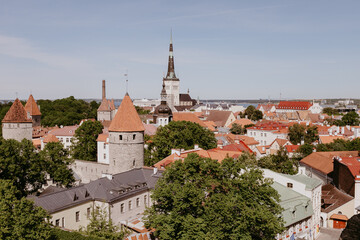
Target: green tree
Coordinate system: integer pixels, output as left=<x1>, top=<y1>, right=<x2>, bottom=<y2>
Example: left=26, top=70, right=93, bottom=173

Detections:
left=341, top=111, right=360, bottom=126
left=258, top=147, right=297, bottom=175
left=296, top=143, right=314, bottom=158
left=80, top=207, right=129, bottom=240
left=144, top=153, right=284, bottom=240
left=41, top=142, right=75, bottom=187
left=242, top=105, right=263, bottom=121
left=145, top=121, right=217, bottom=166
left=72, top=120, right=104, bottom=161
left=322, top=107, right=339, bottom=116
left=229, top=123, right=245, bottom=135
left=0, top=138, right=75, bottom=197
left=304, top=125, right=319, bottom=144
left=0, top=180, right=52, bottom=240
left=288, top=124, right=305, bottom=145
left=38, top=97, right=100, bottom=127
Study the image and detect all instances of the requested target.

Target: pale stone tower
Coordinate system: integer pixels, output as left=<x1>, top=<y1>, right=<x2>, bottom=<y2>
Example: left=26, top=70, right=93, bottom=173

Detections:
left=108, top=93, right=145, bottom=174
left=97, top=80, right=116, bottom=121
left=153, top=80, right=172, bottom=126
left=163, top=32, right=180, bottom=111
left=2, top=98, right=32, bottom=141
left=24, top=94, right=41, bottom=127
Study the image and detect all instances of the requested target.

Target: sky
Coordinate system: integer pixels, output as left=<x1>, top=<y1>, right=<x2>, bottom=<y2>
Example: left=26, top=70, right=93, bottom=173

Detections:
left=0, top=0, right=360, bottom=100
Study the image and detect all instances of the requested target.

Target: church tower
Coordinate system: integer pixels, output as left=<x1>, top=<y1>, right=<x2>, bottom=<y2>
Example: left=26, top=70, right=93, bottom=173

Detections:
left=24, top=94, right=41, bottom=127
left=108, top=93, right=145, bottom=174
left=2, top=98, right=32, bottom=141
left=153, top=80, right=172, bottom=126
left=163, top=32, right=180, bottom=111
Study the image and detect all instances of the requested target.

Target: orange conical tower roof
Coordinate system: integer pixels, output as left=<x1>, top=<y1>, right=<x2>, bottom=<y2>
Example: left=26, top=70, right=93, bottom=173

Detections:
left=98, top=98, right=111, bottom=111
left=2, top=98, right=32, bottom=123
left=24, top=94, right=41, bottom=116
left=109, top=93, right=145, bottom=132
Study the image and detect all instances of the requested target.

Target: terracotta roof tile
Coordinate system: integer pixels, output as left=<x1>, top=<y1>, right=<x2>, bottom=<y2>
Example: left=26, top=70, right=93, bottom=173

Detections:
left=43, top=134, right=59, bottom=143
left=276, top=101, right=312, bottom=110
left=338, top=157, right=360, bottom=178
left=319, top=135, right=345, bottom=144
left=109, top=93, right=145, bottom=132
left=96, top=133, right=109, bottom=142
left=228, top=118, right=254, bottom=128
left=300, top=151, right=358, bottom=175
left=173, top=112, right=206, bottom=127
left=97, top=98, right=111, bottom=111
left=2, top=98, right=32, bottom=123
left=49, top=125, right=78, bottom=136
left=24, top=94, right=41, bottom=116
left=285, top=145, right=300, bottom=153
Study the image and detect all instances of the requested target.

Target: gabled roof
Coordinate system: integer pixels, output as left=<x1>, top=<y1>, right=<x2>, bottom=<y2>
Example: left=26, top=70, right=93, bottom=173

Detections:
left=206, top=110, right=233, bottom=127
left=300, top=151, right=358, bottom=175
left=2, top=98, right=32, bottom=123
left=179, top=94, right=192, bottom=102
left=49, top=125, right=79, bottom=137
left=270, top=138, right=290, bottom=147
left=337, top=156, right=360, bottom=178
left=321, top=184, right=353, bottom=213
left=285, top=144, right=300, bottom=153
left=228, top=118, right=254, bottom=128
left=97, top=98, right=111, bottom=111
left=276, top=101, right=312, bottom=110
left=319, top=135, right=345, bottom=144
left=24, top=94, right=41, bottom=116
left=109, top=93, right=145, bottom=132
left=173, top=112, right=206, bottom=128
left=43, top=134, right=59, bottom=143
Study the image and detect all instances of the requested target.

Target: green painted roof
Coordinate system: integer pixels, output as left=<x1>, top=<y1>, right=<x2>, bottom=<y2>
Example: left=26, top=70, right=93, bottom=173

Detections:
left=272, top=182, right=314, bottom=227
left=279, top=173, right=322, bottom=190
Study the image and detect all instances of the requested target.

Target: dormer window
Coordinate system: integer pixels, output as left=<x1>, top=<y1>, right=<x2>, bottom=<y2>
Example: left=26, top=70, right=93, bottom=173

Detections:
left=85, top=191, right=90, bottom=198
left=287, top=183, right=293, bottom=188
left=74, top=193, right=79, bottom=201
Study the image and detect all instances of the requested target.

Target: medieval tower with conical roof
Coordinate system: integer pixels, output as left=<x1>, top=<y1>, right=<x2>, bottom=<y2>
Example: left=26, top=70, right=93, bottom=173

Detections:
left=108, top=93, right=145, bottom=174
left=163, top=32, right=180, bottom=111
left=24, top=94, right=42, bottom=127
left=2, top=98, right=33, bottom=141
left=97, top=80, right=116, bottom=121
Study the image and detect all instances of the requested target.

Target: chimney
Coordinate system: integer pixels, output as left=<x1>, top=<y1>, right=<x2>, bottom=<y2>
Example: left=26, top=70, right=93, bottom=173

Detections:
left=102, top=80, right=106, bottom=100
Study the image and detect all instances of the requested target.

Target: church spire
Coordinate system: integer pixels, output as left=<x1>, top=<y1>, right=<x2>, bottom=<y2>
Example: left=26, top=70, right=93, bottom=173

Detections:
left=161, top=80, right=167, bottom=102
left=166, top=30, right=176, bottom=79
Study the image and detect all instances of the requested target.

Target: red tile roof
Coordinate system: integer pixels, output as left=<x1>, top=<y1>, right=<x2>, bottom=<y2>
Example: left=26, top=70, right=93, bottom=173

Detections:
left=109, top=93, right=145, bottom=132
left=300, top=151, right=358, bottom=175
left=276, top=101, right=312, bottom=110
left=228, top=118, right=254, bottom=128
left=338, top=157, right=360, bottom=178
left=2, top=98, right=32, bottom=123
left=24, top=94, right=41, bottom=116
left=319, top=135, right=345, bottom=144
left=43, top=134, right=59, bottom=143
left=173, top=112, right=207, bottom=128
left=97, top=98, right=111, bottom=111
left=49, top=125, right=79, bottom=136
left=285, top=145, right=300, bottom=153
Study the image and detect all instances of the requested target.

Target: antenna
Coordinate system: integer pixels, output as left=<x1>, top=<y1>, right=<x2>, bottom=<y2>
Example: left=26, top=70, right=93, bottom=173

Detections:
left=124, top=69, right=128, bottom=93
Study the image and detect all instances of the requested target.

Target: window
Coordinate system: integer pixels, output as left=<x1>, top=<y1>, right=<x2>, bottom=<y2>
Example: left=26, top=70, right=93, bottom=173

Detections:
left=62, top=217, right=64, bottom=227
left=261, top=133, right=263, bottom=137
left=103, top=144, right=106, bottom=149
left=66, top=138, right=70, bottom=143
left=121, top=203, right=124, bottom=213
left=75, top=211, right=80, bottom=222
left=104, top=153, right=106, bottom=159
left=133, top=134, right=136, bottom=140
left=55, top=219, right=60, bottom=227
left=292, top=210, right=296, bottom=219
left=264, top=133, right=267, bottom=137
left=287, top=183, right=293, bottom=188
left=87, top=207, right=91, bottom=217
left=129, top=201, right=132, bottom=210
left=144, top=195, right=147, bottom=206
left=119, top=135, right=122, bottom=140
left=136, top=198, right=140, bottom=207
left=133, top=159, right=136, bottom=167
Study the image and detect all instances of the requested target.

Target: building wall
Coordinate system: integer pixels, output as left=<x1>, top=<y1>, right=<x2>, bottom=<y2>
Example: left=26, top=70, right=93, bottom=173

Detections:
left=333, top=160, right=355, bottom=196
left=300, top=163, right=332, bottom=185
left=2, top=122, right=32, bottom=141
left=247, top=129, right=288, bottom=146
left=55, top=135, right=74, bottom=150
left=97, top=111, right=111, bottom=121
left=111, top=190, right=152, bottom=224
left=322, top=199, right=354, bottom=228
left=309, top=103, right=323, bottom=114
left=224, top=113, right=236, bottom=128
left=97, top=141, right=109, bottom=164
left=164, top=80, right=179, bottom=110
left=108, top=131, right=144, bottom=174
left=72, top=160, right=109, bottom=183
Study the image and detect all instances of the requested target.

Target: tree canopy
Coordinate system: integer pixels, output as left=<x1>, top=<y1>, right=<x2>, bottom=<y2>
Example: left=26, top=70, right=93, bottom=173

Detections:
left=144, top=153, right=284, bottom=240
left=258, top=147, right=298, bottom=175
left=240, top=105, right=263, bottom=121
left=80, top=207, right=129, bottom=240
left=71, top=120, right=103, bottom=161
left=0, top=138, right=75, bottom=196
left=0, top=180, right=52, bottom=240
left=316, top=138, right=360, bottom=152
left=145, top=121, right=217, bottom=166
left=37, top=97, right=99, bottom=127
left=288, top=124, right=319, bottom=145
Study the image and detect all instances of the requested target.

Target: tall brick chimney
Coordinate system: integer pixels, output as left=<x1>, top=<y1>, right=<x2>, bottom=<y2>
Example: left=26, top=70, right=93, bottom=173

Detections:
left=102, top=80, right=106, bottom=100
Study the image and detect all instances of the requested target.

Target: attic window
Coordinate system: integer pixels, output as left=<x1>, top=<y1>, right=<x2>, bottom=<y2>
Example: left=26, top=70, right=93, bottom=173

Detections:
left=74, top=194, right=79, bottom=201
left=292, top=210, right=296, bottom=219
left=287, top=183, right=293, bottom=188
left=133, top=134, right=136, bottom=140
left=143, top=183, right=147, bottom=187
left=119, top=135, right=123, bottom=140
left=85, top=191, right=90, bottom=198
